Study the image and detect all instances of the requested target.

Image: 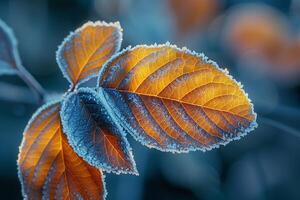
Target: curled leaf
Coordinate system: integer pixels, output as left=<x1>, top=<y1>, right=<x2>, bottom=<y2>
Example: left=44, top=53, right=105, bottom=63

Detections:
left=0, top=19, right=20, bottom=75
left=18, top=101, right=106, bottom=200
left=98, top=44, right=257, bottom=152
left=56, top=21, right=123, bottom=87
left=60, top=88, right=138, bottom=175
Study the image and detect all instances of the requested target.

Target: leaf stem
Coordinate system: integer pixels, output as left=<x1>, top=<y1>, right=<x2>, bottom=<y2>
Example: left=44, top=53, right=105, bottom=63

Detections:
left=69, top=84, right=76, bottom=92
left=16, top=64, right=46, bottom=104
left=10, top=41, right=46, bottom=104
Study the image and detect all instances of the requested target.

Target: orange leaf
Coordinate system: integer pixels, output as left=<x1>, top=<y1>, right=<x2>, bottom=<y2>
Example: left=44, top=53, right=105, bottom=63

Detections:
left=98, top=44, right=257, bottom=152
left=56, top=21, right=122, bottom=87
left=18, top=102, right=105, bottom=200
left=223, top=4, right=288, bottom=60
left=168, top=0, right=220, bottom=35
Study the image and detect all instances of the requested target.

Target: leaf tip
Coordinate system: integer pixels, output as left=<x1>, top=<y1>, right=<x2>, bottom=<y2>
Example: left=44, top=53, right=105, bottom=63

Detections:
left=56, top=20, right=123, bottom=87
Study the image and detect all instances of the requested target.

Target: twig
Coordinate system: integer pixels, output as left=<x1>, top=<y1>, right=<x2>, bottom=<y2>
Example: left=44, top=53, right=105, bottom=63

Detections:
left=259, top=116, right=300, bottom=139
left=16, top=64, right=46, bottom=104
left=12, top=45, right=46, bottom=104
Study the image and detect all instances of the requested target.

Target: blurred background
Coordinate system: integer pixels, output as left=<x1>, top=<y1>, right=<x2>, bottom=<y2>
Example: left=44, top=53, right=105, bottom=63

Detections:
left=1, top=0, right=300, bottom=199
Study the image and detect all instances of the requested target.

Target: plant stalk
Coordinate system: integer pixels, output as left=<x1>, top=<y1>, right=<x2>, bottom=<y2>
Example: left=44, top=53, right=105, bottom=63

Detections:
left=16, top=64, right=46, bottom=105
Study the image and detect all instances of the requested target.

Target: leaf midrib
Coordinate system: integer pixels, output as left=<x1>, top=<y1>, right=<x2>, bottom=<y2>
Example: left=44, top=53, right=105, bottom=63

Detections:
left=78, top=96, right=128, bottom=168
left=102, top=87, right=252, bottom=121
left=74, top=32, right=113, bottom=85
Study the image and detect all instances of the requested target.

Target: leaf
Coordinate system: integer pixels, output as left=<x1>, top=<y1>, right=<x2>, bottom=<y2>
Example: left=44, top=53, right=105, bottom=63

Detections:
left=168, top=0, right=219, bottom=35
left=0, top=19, right=20, bottom=75
left=18, top=101, right=106, bottom=200
left=98, top=44, right=257, bottom=153
left=224, top=4, right=286, bottom=59
left=56, top=21, right=122, bottom=87
left=60, top=88, right=138, bottom=175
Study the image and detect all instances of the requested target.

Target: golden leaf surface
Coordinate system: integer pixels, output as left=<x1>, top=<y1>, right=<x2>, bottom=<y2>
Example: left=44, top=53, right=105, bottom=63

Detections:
left=18, top=102, right=105, bottom=200
left=98, top=44, right=257, bottom=152
left=57, top=21, right=122, bottom=87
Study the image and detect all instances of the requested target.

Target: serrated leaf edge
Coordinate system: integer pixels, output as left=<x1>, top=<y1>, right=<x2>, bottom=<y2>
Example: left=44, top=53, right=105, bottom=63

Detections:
left=97, top=43, right=258, bottom=153
left=56, top=21, right=123, bottom=88
left=60, top=87, right=139, bottom=176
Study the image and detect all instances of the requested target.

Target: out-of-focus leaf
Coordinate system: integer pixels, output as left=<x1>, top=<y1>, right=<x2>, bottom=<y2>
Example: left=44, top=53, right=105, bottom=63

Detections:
left=60, top=88, right=138, bottom=175
left=223, top=4, right=288, bottom=60
left=275, top=39, right=300, bottom=77
left=98, top=44, right=257, bottom=153
left=223, top=4, right=300, bottom=81
left=0, top=19, right=20, bottom=75
left=18, top=101, right=106, bottom=200
left=56, top=21, right=122, bottom=87
left=168, top=0, right=220, bottom=35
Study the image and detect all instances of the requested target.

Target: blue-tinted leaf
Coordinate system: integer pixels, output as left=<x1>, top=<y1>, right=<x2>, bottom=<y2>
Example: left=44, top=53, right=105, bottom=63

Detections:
left=60, top=87, right=138, bottom=175
left=0, top=19, right=20, bottom=75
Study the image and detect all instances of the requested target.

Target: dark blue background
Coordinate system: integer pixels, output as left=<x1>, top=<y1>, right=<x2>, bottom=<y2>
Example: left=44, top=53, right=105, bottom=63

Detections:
left=0, top=0, right=299, bottom=199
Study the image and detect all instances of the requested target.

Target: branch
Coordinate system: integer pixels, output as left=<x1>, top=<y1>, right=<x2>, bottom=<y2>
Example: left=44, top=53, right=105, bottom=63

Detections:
left=16, top=65, right=46, bottom=104
left=12, top=47, right=46, bottom=104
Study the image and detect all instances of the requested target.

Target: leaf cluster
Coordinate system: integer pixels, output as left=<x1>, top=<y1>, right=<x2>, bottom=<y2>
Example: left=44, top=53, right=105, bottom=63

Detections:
left=0, top=20, right=257, bottom=199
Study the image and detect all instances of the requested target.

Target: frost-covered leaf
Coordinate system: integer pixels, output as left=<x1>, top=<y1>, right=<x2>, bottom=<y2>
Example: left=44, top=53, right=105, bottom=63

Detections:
left=60, top=88, right=138, bottom=175
left=98, top=44, right=257, bottom=153
left=56, top=21, right=122, bottom=87
left=0, top=19, right=20, bottom=75
left=18, top=101, right=106, bottom=200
